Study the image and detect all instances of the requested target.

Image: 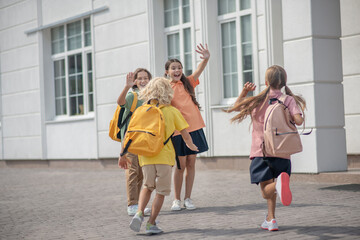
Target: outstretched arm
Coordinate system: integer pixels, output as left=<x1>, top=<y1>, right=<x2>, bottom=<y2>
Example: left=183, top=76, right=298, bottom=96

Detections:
left=235, top=82, right=256, bottom=104
left=180, top=129, right=198, bottom=152
left=192, top=44, right=210, bottom=80
left=117, top=72, right=136, bottom=106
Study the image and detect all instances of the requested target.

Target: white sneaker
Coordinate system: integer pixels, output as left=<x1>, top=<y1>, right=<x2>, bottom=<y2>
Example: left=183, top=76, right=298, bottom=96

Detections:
left=129, top=211, right=144, bottom=232
left=171, top=199, right=182, bottom=211
left=144, top=207, right=151, bottom=216
left=261, top=218, right=279, bottom=231
left=276, top=172, right=292, bottom=206
left=184, top=198, right=196, bottom=210
left=145, top=222, right=163, bottom=235
left=127, top=205, right=138, bottom=216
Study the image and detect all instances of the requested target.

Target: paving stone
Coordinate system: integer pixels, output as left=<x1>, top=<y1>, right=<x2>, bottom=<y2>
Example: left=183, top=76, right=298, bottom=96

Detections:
left=0, top=168, right=359, bottom=239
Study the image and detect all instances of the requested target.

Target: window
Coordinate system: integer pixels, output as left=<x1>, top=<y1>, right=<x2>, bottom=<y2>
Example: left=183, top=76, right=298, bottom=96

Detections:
left=51, top=17, right=93, bottom=117
left=218, top=0, right=253, bottom=99
left=164, top=0, right=193, bottom=76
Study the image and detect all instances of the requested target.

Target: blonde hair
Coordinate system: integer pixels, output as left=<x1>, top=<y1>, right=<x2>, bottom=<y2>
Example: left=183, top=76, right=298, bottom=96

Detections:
left=227, top=65, right=306, bottom=123
left=139, top=77, right=174, bottom=105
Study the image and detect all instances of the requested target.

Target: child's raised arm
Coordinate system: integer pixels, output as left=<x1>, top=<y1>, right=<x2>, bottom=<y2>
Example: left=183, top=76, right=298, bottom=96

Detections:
left=117, top=72, right=136, bottom=106
left=180, top=129, right=198, bottom=152
left=235, top=82, right=256, bottom=104
left=192, top=44, right=210, bottom=80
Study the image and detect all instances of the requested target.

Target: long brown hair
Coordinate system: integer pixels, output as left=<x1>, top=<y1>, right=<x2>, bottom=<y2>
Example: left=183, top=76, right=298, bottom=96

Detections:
left=132, top=68, right=152, bottom=90
left=227, top=65, right=306, bottom=123
left=164, top=59, right=201, bottom=109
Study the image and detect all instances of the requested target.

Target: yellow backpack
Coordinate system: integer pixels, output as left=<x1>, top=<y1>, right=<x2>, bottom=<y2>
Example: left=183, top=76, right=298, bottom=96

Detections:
left=109, top=92, right=138, bottom=142
left=122, top=102, right=173, bottom=157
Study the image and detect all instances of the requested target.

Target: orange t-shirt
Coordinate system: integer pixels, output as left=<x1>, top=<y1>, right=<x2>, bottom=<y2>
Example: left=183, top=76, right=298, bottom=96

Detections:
left=170, top=75, right=205, bottom=135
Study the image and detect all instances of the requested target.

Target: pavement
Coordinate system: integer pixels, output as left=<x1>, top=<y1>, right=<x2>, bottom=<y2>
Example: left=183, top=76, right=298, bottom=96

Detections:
left=0, top=167, right=359, bottom=240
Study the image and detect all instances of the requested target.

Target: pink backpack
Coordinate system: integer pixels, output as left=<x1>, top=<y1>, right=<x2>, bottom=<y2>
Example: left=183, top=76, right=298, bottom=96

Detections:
left=262, top=95, right=304, bottom=159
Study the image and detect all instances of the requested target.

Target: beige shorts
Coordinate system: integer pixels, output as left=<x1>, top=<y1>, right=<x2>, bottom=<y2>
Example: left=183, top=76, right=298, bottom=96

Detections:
left=142, top=164, right=172, bottom=196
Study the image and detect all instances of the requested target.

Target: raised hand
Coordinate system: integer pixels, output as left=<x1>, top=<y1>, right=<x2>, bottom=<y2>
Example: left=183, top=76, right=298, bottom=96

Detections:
left=125, top=72, right=136, bottom=88
left=236, top=82, right=256, bottom=101
left=243, top=82, right=256, bottom=92
left=195, top=43, right=210, bottom=60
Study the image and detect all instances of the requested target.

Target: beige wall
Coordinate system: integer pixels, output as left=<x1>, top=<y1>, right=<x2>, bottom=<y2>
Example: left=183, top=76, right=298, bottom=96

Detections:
left=341, top=0, right=360, bottom=154
left=0, top=0, right=358, bottom=172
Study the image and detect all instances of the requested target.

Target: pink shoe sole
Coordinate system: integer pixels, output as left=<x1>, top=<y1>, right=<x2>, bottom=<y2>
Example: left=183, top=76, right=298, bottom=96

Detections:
left=268, top=227, right=279, bottom=231
left=279, top=172, right=292, bottom=206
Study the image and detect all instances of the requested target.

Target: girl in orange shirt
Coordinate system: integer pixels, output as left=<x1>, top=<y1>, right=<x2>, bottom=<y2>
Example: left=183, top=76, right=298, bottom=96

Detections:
left=165, top=44, right=210, bottom=211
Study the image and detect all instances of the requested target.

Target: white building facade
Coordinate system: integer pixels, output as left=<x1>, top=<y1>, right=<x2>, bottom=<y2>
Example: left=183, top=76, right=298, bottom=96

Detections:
left=0, top=0, right=359, bottom=173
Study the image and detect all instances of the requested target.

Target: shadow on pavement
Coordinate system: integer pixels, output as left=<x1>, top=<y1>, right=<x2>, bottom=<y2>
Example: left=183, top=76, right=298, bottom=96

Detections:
left=165, top=227, right=261, bottom=237
left=280, top=225, right=360, bottom=239
left=159, top=203, right=264, bottom=216
left=161, top=225, right=360, bottom=239
left=159, top=202, right=332, bottom=216
left=319, top=184, right=360, bottom=192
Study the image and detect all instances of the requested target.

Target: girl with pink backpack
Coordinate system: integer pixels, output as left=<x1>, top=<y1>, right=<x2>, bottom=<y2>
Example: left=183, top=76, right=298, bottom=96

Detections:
left=226, top=65, right=306, bottom=231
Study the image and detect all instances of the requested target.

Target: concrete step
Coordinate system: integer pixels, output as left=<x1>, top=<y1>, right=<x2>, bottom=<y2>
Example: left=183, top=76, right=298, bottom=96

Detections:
left=291, top=168, right=360, bottom=184
left=1, top=159, right=360, bottom=184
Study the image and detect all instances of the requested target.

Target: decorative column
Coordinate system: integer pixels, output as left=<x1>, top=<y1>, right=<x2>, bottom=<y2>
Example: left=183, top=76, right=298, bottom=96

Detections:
left=282, top=0, right=347, bottom=173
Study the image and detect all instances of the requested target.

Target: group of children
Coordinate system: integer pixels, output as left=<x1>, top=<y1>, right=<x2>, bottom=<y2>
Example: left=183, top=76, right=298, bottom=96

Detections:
left=116, top=44, right=306, bottom=234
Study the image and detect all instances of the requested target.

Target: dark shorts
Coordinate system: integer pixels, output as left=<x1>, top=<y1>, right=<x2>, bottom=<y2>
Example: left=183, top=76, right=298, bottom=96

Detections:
left=172, top=128, right=209, bottom=156
left=250, top=157, right=291, bottom=185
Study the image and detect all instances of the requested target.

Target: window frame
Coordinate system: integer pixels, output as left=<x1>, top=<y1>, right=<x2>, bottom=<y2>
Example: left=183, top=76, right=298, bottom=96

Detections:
left=217, top=1, right=254, bottom=105
left=50, top=17, right=94, bottom=120
left=164, top=0, right=195, bottom=77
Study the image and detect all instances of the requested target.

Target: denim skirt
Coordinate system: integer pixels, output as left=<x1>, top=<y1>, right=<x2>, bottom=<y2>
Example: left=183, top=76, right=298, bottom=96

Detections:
left=172, top=128, right=209, bottom=156
left=250, top=157, right=291, bottom=184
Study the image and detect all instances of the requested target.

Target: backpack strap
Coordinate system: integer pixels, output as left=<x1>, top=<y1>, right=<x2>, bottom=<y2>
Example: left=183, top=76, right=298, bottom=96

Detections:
left=118, top=92, right=138, bottom=129
left=175, top=153, right=181, bottom=170
left=169, top=133, right=181, bottom=170
left=130, top=92, right=138, bottom=112
left=278, top=94, right=287, bottom=104
left=164, top=132, right=174, bottom=145
left=270, top=94, right=312, bottom=136
left=269, top=94, right=287, bottom=106
left=278, top=94, right=312, bottom=135
left=121, top=139, right=132, bottom=156
left=117, top=107, right=126, bottom=130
